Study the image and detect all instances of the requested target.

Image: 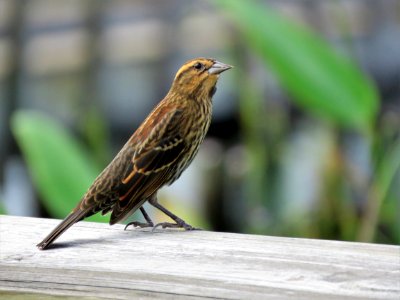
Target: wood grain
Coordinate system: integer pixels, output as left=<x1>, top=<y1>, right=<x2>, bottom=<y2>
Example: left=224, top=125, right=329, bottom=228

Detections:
left=0, top=215, right=399, bottom=299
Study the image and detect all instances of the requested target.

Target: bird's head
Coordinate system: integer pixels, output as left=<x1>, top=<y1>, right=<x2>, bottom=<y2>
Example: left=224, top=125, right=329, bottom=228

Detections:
left=170, top=58, right=232, bottom=99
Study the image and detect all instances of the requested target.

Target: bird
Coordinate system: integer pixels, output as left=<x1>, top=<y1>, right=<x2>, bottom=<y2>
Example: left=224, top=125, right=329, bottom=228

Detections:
left=37, top=57, right=232, bottom=250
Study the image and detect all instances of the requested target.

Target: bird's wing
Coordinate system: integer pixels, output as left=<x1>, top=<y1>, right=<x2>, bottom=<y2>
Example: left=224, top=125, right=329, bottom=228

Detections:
left=110, top=109, right=186, bottom=224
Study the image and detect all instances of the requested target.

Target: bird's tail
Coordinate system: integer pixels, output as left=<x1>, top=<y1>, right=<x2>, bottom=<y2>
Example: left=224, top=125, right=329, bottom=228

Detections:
left=36, top=210, right=87, bottom=250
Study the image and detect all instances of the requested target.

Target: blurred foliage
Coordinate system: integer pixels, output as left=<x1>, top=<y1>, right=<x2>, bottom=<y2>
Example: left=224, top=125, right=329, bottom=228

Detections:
left=214, top=0, right=398, bottom=244
left=80, top=107, right=111, bottom=167
left=215, top=0, right=378, bottom=131
left=11, top=111, right=108, bottom=223
left=0, top=201, right=6, bottom=215
left=359, top=137, right=400, bottom=242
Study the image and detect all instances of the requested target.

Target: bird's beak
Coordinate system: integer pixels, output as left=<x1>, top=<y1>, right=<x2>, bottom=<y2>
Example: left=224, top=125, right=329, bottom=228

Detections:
left=208, top=61, right=233, bottom=75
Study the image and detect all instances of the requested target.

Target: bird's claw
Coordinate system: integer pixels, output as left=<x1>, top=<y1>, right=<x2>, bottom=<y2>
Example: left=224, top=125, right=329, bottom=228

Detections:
left=124, top=221, right=154, bottom=230
left=152, top=221, right=200, bottom=231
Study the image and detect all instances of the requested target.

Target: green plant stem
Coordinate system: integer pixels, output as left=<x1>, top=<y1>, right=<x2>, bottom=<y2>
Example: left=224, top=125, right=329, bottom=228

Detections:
left=357, top=137, right=400, bottom=242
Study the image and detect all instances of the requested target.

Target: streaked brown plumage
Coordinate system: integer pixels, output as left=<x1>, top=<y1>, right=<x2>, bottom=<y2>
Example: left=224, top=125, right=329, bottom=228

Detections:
left=37, top=58, right=232, bottom=250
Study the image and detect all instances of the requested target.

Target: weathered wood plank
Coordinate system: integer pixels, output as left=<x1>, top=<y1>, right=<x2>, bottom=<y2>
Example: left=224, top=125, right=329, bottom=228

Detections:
left=0, top=215, right=399, bottom=299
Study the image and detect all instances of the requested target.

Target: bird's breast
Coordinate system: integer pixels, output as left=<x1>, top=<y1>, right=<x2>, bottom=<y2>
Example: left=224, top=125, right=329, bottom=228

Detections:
left=168, top=102, right=212, bottom=184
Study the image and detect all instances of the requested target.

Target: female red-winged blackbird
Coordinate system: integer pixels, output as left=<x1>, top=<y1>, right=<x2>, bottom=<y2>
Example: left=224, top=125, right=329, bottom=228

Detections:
left=37, top=58, right=232, bottom=250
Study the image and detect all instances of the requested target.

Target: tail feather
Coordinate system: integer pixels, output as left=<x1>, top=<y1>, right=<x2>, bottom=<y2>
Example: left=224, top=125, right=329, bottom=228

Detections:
left=37, top=210, right=87, bottom=250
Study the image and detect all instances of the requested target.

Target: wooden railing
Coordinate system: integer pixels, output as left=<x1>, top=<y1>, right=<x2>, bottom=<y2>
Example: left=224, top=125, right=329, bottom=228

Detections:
left=0, top=215, right=398, bottom=299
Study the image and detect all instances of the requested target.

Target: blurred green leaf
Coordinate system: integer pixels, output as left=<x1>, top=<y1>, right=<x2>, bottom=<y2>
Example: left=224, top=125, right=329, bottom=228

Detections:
left=11, top=110, right=107, bottom=222
left=215, top=0, right=379, bottom=129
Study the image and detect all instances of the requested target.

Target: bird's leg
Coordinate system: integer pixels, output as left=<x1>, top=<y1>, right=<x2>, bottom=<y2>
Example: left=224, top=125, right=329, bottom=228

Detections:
left=124, top=207, right=154, bottom=230
left=148, top=195, right=198, bottom=231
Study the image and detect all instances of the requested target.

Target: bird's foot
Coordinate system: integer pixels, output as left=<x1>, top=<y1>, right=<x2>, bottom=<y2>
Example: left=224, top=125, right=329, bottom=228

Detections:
left=124, top=221, right=154, bottom=230
left=152, top=221, right=200, bottom=231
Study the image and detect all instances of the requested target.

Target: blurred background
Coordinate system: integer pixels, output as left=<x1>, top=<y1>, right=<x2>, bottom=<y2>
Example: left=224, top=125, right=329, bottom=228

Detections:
left=0, top=0, right=399, bottom=245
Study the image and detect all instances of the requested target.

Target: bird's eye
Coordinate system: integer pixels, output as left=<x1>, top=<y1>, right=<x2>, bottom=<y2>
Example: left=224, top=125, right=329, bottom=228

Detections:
left=193, top=62, right=204, bottom=70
